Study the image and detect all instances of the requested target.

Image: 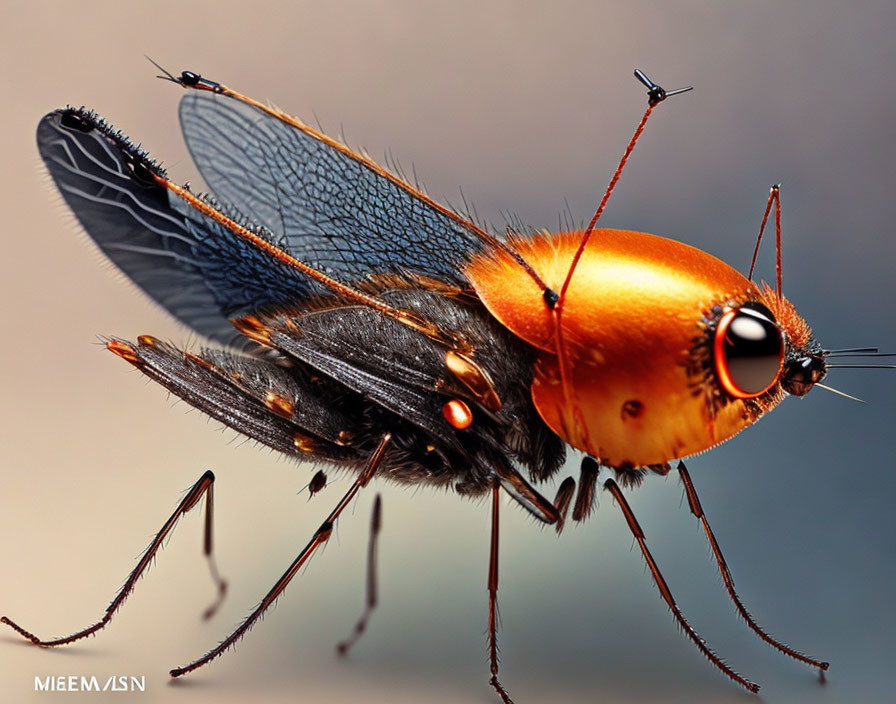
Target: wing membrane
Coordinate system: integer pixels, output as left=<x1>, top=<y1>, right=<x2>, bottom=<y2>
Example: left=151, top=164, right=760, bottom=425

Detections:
left=179, top=91, right=489, bottom=287
left=37, top=109, right=323, bottom=348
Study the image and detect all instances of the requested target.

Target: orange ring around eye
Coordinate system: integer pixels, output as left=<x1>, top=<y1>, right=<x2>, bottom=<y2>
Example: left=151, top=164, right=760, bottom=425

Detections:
left=713, top=309, right=783, bottom=399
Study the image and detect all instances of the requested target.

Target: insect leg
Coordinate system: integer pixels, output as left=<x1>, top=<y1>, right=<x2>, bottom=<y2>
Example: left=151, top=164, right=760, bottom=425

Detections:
left=572, top=456, right=600, bottom=522
left=2, top=470, right=225, bottom=645
left=170, top=433, right=391, bottom=677
left=604, top=478, right=760, bottom=694
left=487, top=480, right=514, bottom=704
left=336, top=493, right=383, bottom=656
left=492, top=462, right=560, bottom=525
left=552, top=477, right=576, bottom=534
left=200, top=476, right=229, bottom=621
left=676, top=461, right=829, bottom=675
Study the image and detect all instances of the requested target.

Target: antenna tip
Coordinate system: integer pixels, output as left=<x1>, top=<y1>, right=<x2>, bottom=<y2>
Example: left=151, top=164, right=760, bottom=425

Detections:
left=632, top=69, right=693, bottom=106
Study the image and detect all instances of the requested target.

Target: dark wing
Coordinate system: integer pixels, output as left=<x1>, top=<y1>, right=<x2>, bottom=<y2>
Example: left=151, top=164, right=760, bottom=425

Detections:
left=179, top=91, right=489, bottom=287
left=37, top=109, right=326, bottom=348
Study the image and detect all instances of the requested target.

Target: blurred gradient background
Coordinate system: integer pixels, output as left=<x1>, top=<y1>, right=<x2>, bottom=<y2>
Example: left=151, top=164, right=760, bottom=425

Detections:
left=1, top=1, right=894, bottom=702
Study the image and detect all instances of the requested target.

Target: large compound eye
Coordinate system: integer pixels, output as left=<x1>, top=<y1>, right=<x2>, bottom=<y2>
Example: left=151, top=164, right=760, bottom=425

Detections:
left=713, top=307, right=784, bottom=398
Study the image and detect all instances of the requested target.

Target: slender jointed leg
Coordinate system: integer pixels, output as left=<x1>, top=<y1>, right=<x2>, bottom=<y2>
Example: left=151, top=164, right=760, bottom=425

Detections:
left=200, top=475, right=228, bottom=621
left=572, top=456, right=600, bottom=523
left=2, top=470, right=226, bottom=645
left=488, top=480, right=514, bottom=704
left=677, top=461, right=829, bottom=678
left=170, top=433, right=391, bottom=677
left=552, top=477, right=576, bottom=534
left=604, top=478, right=760, bottom=694
left=337, top=493, right=383, bottom=655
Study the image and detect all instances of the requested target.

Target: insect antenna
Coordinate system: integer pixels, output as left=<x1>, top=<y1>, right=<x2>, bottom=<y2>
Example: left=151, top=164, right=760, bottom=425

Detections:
left=814, top=383, right=865, bottom=402
left=145, top=55, right=180, bottom=84
left=747, top=184, right=783, bottom=300
left=550, top=70, right=691, bottom=441
left=824, top=346, right=880, bottom=355
left=826, top=364, right=896, bottom=369
left=825, top=350, right=896, bottom=358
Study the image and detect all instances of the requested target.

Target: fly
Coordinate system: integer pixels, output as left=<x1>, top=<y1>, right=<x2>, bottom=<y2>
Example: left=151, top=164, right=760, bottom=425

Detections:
left=4, top=65, right=892, bottom=701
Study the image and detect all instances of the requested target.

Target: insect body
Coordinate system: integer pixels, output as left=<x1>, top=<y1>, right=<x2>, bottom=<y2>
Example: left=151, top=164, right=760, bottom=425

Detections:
left=5, top=67, right=881, bottom=700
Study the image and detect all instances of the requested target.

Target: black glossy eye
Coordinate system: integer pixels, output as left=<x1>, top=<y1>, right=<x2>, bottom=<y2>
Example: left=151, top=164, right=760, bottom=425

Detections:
left=713, top=307, right=784, bottom=398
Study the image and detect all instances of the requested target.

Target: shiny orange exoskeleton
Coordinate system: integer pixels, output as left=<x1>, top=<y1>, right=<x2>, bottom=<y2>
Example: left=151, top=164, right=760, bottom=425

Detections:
left=469, top=227, right=803, bottom=467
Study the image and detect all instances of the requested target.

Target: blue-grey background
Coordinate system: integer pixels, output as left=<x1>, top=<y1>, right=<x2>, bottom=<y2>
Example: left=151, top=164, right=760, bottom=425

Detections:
left=1, top=1, right=894, bottom=702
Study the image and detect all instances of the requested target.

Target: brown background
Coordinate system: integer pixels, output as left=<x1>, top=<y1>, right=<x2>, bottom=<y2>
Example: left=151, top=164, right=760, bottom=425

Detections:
left=1, top=1, right=894, bottom=703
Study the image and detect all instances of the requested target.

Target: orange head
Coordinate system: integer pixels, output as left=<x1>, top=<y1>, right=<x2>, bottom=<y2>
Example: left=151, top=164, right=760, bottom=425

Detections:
left=466, top=229, right=826, bottom=468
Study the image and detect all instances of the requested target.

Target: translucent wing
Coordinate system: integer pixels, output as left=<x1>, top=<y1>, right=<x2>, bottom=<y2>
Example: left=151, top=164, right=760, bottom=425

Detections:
left=37, top=109, right=322, bottom=348
left=179, top=91, right=490, bottom=287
